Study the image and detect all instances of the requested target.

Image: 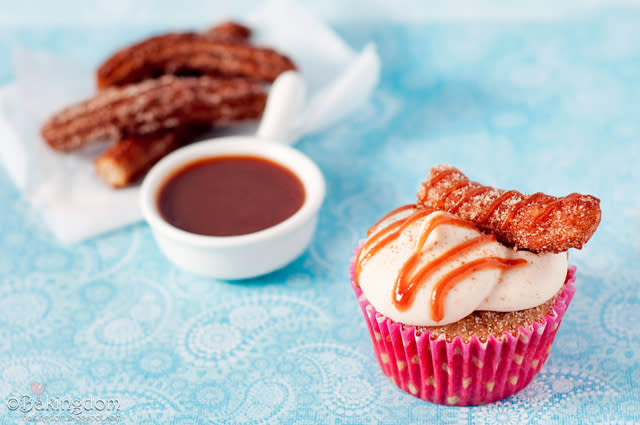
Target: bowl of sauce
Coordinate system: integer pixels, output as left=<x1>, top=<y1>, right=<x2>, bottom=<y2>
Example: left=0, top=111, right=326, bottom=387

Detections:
left=140, top=137, right=325, bottom=279
left=157, top=155, right=306, bottom=237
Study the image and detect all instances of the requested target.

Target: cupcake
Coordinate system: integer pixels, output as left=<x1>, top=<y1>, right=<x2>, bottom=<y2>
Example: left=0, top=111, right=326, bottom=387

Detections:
left=351, top=165, right=600, bottom=406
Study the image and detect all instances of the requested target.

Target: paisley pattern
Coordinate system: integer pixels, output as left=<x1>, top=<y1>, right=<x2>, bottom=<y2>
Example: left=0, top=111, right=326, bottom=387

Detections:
left=1, top=7, right=640, bottom=424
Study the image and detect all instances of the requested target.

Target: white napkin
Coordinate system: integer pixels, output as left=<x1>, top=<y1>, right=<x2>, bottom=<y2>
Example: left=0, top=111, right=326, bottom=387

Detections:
left=0, top=0, right=380, bottom=244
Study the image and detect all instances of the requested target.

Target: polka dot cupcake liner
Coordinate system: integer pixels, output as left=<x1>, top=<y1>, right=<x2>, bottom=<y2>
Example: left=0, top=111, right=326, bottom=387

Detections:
left=350, top=248, right=577, bottom=406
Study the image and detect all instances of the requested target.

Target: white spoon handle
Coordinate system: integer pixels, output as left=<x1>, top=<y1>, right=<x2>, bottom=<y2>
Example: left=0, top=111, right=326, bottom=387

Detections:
left=256, top=71, right=306, bottom=145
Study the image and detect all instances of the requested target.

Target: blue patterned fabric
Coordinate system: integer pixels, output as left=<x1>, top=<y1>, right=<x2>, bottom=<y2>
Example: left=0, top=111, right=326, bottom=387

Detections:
left=1, top=7, right=640, bottom=424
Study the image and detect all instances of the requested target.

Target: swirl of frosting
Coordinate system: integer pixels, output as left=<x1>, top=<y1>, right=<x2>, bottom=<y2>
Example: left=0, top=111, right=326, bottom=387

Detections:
left=355, top=206, right=568, bottom=326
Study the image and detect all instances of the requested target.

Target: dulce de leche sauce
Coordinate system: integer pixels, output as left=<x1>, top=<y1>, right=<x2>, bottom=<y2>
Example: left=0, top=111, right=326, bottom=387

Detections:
left=157, top=155, right=305, bottom=236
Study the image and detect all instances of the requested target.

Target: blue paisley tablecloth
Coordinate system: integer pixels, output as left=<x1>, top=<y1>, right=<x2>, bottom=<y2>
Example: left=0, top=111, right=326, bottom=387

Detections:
left=1, top=6, right=640, bottom=425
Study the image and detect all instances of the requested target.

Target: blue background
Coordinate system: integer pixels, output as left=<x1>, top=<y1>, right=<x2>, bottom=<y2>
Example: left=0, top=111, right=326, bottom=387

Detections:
left=1, top=1, right=639, bottom=423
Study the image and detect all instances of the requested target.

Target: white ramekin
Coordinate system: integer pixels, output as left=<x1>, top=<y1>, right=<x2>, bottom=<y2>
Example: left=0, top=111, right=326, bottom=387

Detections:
left=140, top=72, right=326, bottom=279
left=140, top=137, right=325, bottom=279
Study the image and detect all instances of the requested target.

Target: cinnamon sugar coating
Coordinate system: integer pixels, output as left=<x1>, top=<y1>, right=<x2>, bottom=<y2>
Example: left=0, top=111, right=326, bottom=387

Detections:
left=41, top=76, right=266, bottom=151
left=203, top=21, right=252, bottom=41
left=94, top=126, right=209, bottom=188
left=96, top=32, right=296, bottom=89
left=417, top=164, right=601, bottom=253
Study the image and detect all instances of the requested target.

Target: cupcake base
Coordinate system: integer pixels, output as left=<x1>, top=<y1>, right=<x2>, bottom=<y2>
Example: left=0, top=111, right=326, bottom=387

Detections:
left=352, top=265, right=576, bottom=406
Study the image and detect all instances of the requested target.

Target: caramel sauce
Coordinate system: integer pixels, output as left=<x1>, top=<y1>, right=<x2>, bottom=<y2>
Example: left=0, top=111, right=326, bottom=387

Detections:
left=436, top=180, right=469, bottom=209
left=366, top=204, right=416, bottom=237
left=359, top=167, right=584, bottom=321
left=393, top=234, right=495, bottom=311
left=499, top=192, right=545, bottom=231
left=355, top=207, right=435, bottom=284
left=449, top=186, right=491, bottom=214
left=429, top=257, right=528, bottom=322
left=422, top=168, right=458, bottom=197
left=532, top=193, right=580, bottom=225
left=476, top=189, right=519, bottom=223
left=356, top=204, right=528, bottom=322
left=355, top=219, right=404, bottom=284
left=157, top=155, right=305, bottom=237
left=369, top=168, right=579, bottom=321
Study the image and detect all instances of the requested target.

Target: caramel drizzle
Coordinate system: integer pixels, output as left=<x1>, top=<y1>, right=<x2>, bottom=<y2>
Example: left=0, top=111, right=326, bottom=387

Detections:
left=367, top=204, right=415, bottom=237
left=450, top=186, right=491, bottom=214
left=436, top=180, right=470, bottom=209
left=423, top=168, right=490, bottom=214
left=430, top=257, right=527, bottom=322
left=355, top=207, right=435, bottom=285
left=499, top=192, right=546, bottom=231
left=532, top=192, right=580, bottom=224
left=393, top=233, right=495, bottom=312
left=358, top=167, right=581, bottom=320
left=476, top=189, right=520, bottom=223
left=421, top=168, right=459, bottom=199
left=355, top=206, right=528, bottom=322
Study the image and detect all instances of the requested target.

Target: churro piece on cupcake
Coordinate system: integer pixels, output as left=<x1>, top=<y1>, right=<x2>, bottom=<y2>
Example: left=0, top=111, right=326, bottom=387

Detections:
left=417, top=164, right=601, bottom=253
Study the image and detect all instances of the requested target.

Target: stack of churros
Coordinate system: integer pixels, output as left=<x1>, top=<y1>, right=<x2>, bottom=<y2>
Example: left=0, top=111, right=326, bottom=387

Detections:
left=41, top=22, right=296, bottom=188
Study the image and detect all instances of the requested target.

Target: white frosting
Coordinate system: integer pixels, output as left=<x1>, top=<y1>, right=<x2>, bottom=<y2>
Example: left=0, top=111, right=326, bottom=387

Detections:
left=357, top=208, right=568, bottom=326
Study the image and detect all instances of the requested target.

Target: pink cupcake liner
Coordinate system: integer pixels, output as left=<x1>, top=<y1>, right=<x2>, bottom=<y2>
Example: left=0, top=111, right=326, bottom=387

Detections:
left=350, top=248, right=576, bottom=406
